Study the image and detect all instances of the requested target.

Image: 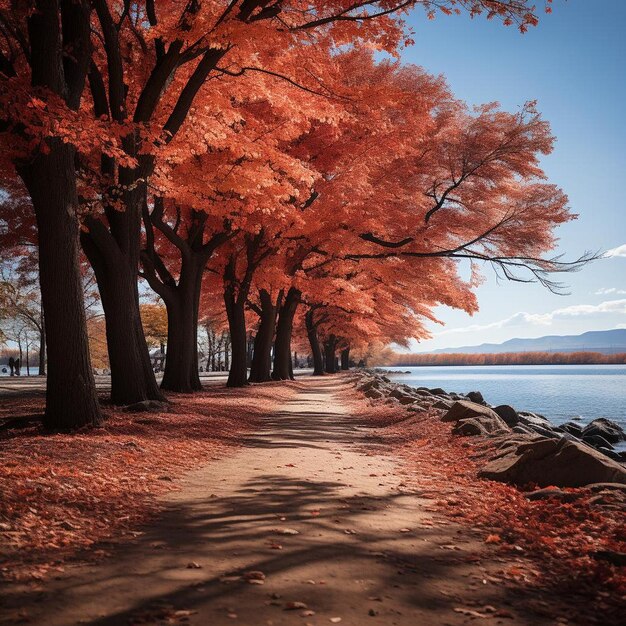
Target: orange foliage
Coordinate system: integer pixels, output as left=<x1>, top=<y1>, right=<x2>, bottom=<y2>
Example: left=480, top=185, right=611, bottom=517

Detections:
left=391, top=351, right=626, bottom=366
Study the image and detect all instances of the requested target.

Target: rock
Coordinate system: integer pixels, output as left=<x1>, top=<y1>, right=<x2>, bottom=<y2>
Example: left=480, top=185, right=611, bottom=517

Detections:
left=452, top=416, right=508, bottom=437
left=466, top=391, right=485, bottom=404
left=389, top=389, right=416, bottom=403
left=415, top=389, right=433, bottom=397
left=558, top=421, right=583, bottom=437
left=429, top=387, right=447, bottom=396
left=493, top=405, right=519, bottom=427
left=582, top=418, right=626, bottom=444
left=441, top=401, right=509, bottom=436
left=582, top=433, right=614, bottom=450
left=125, top=400, right=169, bottom=413
left=518, top=412, right=552, bottom=429
left=364, top=388, right=383, bottom=399
left=597, top=447, right=623, bottom=462
left=478, top=437, right=626, bottom=488
left=513, top=425, right=534, bottom=435
left=524, top=487, right=582, bottom=503
left=433, top=399, right=453, bottom=410
left=441, top=400, right=505, bottom=425
left=530, top=425, right=561, bottom=440
left=357, top=379, right=380, bottom=393
left=406, top=404, right=427, bottom=413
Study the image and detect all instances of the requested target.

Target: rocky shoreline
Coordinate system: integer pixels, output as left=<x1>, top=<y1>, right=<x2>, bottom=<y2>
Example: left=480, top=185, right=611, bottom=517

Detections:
left=351, top=368, right=626, bottom=490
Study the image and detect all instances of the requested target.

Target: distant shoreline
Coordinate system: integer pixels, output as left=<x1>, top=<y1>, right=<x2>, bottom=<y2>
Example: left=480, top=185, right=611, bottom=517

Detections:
left=388, top=350, right=626, bottom=367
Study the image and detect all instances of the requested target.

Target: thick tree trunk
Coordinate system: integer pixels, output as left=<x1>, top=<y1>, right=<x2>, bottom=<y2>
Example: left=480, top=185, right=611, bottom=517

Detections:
left=340, top=347, right=350, bottom=370
left=18, top=141, right=102, bottom=429
left=225, top=297, right=248, bottom=387
left=159, top=259, right=203, bottom=392
left=161, top=298, right=197, bottom=392
left=272, top=287, right=300, bottom=381
left=82, top=242, right=163, bottom=405
left=305, top=308, right=324, bottom=376
left=249, top=289, right=280, bottom=383
left=324, top=335, right=339, bottom=374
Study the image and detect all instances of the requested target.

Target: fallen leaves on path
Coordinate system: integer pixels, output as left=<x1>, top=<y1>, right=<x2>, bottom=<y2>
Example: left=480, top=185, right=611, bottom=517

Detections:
left=0, top=384, right=294, bottom=582
left=344, top=379, right=626, bottom=622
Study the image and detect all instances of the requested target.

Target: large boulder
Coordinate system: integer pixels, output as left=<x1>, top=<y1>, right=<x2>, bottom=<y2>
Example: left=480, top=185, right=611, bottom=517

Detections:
left=453, top=417, right=508, bottom=437
left=478, top=437, right=626, bottom=488
left=442, top=400, right=503, bottom=424
left=441, top=401, right=510, bottom=436
left=582, top=418, right=626, bottom=444
left=493, top=405, right=520, bottom=427
left=364, top=388, right=383, bottom=400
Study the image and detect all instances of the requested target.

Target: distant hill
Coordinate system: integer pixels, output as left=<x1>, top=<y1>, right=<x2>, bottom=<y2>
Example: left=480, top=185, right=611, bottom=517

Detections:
left=429, top=328, right=626, bottom=355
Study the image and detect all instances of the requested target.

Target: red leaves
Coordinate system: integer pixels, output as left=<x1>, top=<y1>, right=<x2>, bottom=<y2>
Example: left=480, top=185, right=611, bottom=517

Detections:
left=0, top=387, right=284, bottom=583
left=343, top=380, right=626, bottom=606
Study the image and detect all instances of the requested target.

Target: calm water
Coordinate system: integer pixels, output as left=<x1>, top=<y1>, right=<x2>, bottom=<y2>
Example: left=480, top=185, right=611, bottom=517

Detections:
left=384, top=364, right=626, bottom=434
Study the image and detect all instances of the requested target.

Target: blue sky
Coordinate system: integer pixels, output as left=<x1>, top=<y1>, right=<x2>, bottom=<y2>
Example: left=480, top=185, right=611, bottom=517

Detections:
left=398, top=0, right=626, bottom=352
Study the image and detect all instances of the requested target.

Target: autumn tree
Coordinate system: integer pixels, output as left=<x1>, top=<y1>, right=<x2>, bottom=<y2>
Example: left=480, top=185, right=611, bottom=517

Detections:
left=0, top=0, right=553, bottom=426
left=0, top=1, right=102, bottom=427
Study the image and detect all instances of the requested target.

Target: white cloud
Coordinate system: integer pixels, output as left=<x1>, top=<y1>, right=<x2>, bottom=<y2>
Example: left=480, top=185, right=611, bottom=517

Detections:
left=606, top=244, right=626, bottom=258
left=594, top=287, right=626, bottom=295
left=434, top=299, right=626, bottom=337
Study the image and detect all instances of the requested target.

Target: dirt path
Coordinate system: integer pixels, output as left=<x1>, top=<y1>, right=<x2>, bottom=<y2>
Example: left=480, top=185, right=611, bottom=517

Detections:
left=2, top=378, right=557, bottom=625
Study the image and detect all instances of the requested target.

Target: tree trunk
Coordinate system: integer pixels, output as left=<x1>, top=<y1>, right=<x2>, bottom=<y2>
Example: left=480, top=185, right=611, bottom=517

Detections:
left=225, top=297, right=248, bottom=387
left=224, top=335, right=230, bottom=371
left=324, top=335, right=338, bottom=374
left=249, top=289, right=280, bottom=383
left=340, top=347, right=350, bottom=370
left=82, top=247, right=163, bottom=405
left=161, top=298, right=197, bottom=392
left=272, top=287, right=300, bottom=381
left=159, top=259, right=203, bottom=392
left=38, top=312, right=46, bottom=376
left=305, top=308, right=324, bottom=376
left=17, top=141, right=102, bottom=429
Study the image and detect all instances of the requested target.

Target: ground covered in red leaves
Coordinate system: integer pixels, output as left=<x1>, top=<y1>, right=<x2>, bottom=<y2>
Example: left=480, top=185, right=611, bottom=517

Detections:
left=0, top=385, right=290, bottom=583
left=343, top=382, right=626, bottom=623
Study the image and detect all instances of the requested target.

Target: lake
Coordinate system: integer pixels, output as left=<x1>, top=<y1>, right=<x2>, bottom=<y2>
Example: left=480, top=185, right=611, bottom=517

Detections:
left=383, top=364, right=626, bottom=440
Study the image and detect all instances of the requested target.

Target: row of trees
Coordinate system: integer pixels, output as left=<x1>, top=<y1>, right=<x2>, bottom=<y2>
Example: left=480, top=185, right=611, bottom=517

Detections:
left=390, top=351, right=626, bottom=366
left=1, top=0, right=591, bottom=430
